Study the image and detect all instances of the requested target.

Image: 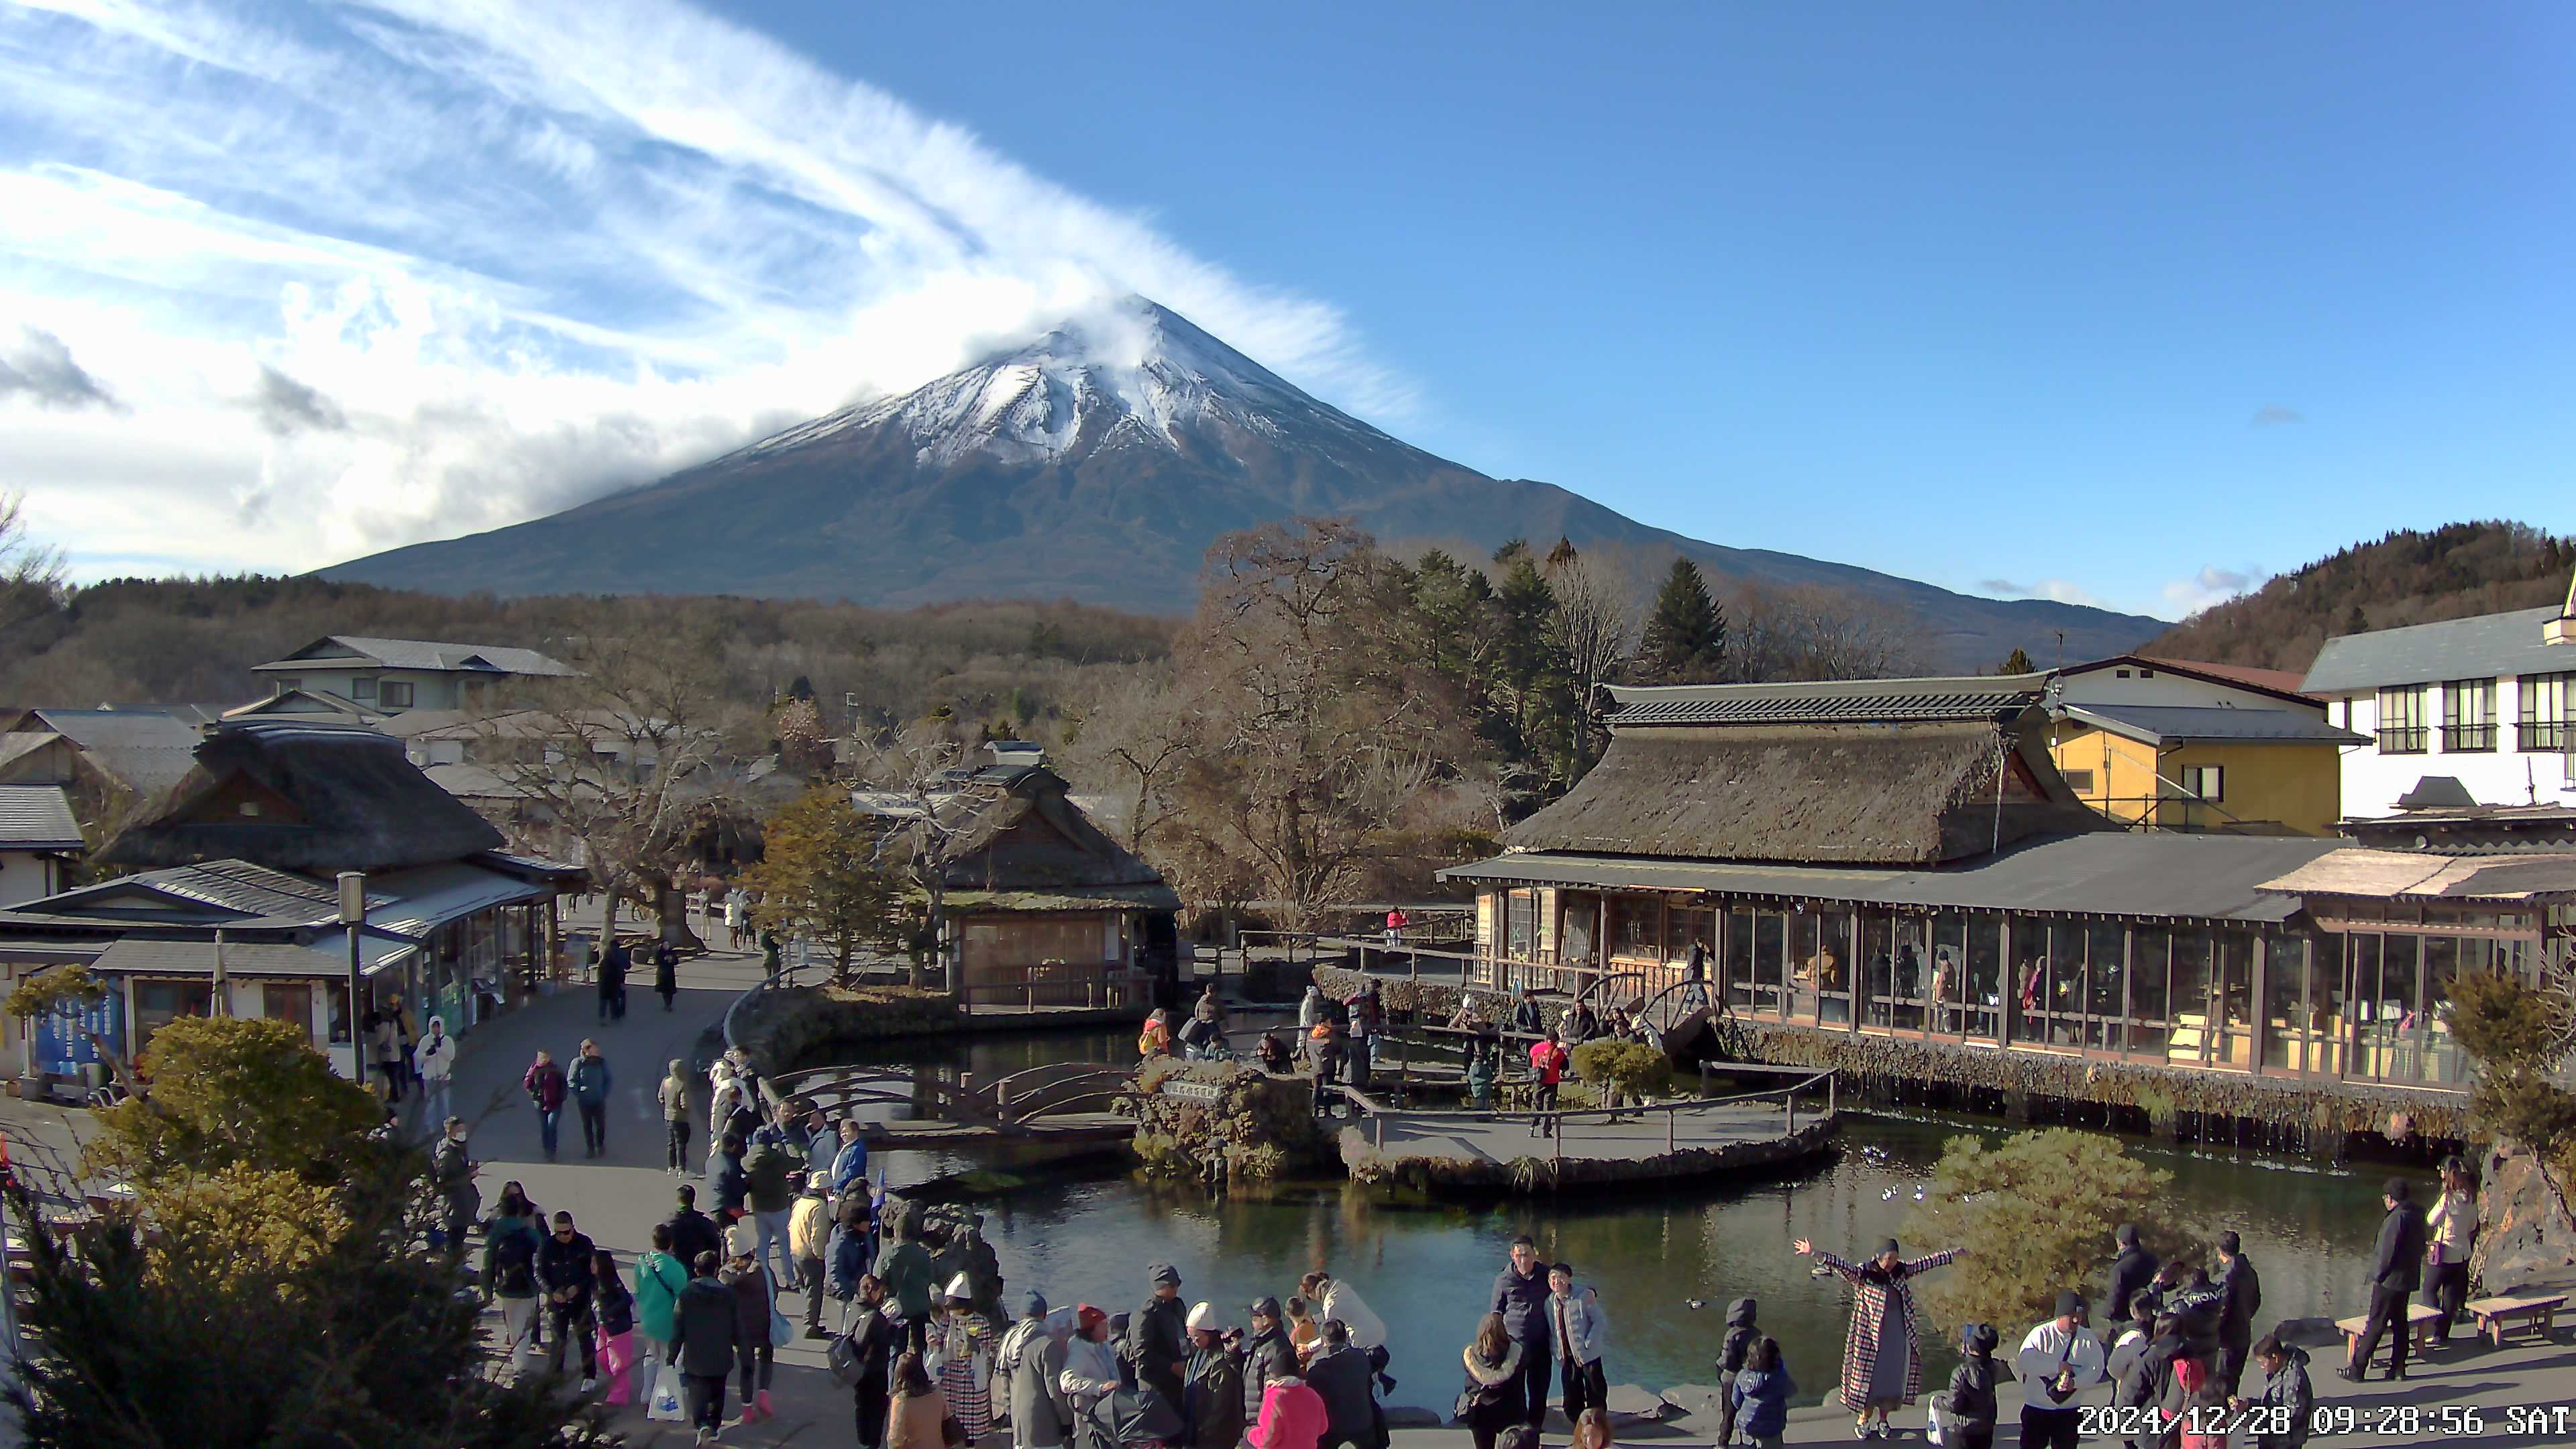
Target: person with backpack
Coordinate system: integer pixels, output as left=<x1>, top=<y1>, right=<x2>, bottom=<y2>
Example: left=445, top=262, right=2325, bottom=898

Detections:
left=877, top=1203, right=938, bottom=1355
left=429, top=1115, right=478, bottom=1254
left=635, top=1223, right=691, bottom=1407
left=2214, top=1232, right=2263, bottom=1391
left=722, top=1222, right=779, bottom=1425
left=2012, top=1293, right=2106, bottom=1449
left=594, top=1247, right=639, bottom=1405
left=484, top=1191, right=545, bottom=1376
left=678, top=1248, right=742, bottom=1444
left=523, top=1049, right=569, bottom=1161
left=570, top=1038, right=614, bottom=1159
left=1934, top=1324, right=1999, bottom=1449
left=538, top=1211, right=601, bottom=1391
left=1713, top=1298, right=1758, bottom=1448
left=706, top=1133, right=749, bottom=1221
left=840, top=1274, right=900, bottom=1449
left=743, top=1130, right=800, bottom=1287
left=1306, top=1019, right=1345, bottom=1119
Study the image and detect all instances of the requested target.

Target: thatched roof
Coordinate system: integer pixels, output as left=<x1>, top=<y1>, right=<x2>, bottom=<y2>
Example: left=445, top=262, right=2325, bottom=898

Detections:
left=939, top=767, right=1169, bottom=895
left=103, top=719, right=502, bottom=874
left=1507, top=720, right=2104, bottom=866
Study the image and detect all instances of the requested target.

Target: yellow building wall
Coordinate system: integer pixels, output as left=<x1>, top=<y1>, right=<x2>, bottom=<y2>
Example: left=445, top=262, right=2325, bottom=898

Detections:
left=2047, top=727, right=2343, bottom=836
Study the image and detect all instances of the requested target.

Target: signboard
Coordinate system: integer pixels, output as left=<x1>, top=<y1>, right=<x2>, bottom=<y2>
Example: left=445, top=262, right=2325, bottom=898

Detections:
left=1159, top=1079, right=1223, bottom=1103
left=33, top=991, right=123, bottom=1077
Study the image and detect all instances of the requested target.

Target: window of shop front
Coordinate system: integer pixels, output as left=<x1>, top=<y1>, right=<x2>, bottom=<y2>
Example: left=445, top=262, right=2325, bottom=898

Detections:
left=2087, top=921, right=2128, bottom=1053
left=132, top=979, right=214, bottom=1057
left=2170, top=927, right=2215, bottom=1063
left=1752, top=910, right=1787, bottom=1019
left=2129, top=926, right=2172, bottom=1059
left=1504, top=890, right=1539, bottom=960
left=1860, top=912, right=1897, bottom=1030
left=2008, top=921, right=2050, bottom=1046
left=2261, top=937, right=2304, bottom=1072
left=1607, top=896, right=1659, bottom=961
left=1963, top=914, right=2003, bottom=1040
left=1816, top=908, right=1857, bottom=1027
left=2212, top=931, right=2255, bottom=1067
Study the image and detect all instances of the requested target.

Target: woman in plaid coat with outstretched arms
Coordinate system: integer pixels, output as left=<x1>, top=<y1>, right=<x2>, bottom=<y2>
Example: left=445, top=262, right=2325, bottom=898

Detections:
left=1793, top=1236, right=1963, bottom=1440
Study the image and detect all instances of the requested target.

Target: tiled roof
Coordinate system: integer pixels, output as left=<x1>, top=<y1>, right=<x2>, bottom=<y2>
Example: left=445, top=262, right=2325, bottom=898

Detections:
left=2303, top=607, right=2576, bottom=693
left=252, top=635, right=576, bottom=678
left=0, top=784, right=82, bottom=849
left=24, top=709, right=203, bottom=794
left=1604, top=674, right=2049, bottom=727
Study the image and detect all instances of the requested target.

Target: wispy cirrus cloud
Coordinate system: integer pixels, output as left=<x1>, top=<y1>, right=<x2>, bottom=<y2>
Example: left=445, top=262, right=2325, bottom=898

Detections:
left=0, top=0, right=1414, bottom=576
left=1978, top=576, right=2109, bottom=610
left=2251, top=405, right=2303, bottom=427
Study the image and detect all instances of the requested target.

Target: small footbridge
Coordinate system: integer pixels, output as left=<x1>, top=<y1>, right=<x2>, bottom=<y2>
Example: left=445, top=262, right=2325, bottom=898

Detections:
left=766, top=1060, right=1137, bottom=1148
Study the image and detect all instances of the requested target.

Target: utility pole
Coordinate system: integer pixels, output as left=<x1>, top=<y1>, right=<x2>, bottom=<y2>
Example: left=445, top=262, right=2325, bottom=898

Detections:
left=339, top=871, right=366, bottom=1085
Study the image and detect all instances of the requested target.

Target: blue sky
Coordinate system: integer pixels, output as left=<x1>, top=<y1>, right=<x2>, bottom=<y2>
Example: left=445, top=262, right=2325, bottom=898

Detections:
left=3, top=2, right=2571, bottom=617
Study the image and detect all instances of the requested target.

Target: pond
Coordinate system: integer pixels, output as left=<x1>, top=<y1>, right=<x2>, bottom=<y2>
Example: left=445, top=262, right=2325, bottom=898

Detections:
left=841, top=1027, right=2395, bottom=1405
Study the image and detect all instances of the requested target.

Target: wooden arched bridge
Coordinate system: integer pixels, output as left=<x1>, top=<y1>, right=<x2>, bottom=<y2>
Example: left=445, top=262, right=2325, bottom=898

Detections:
left=766, top=1060, right=1137, bottom=1149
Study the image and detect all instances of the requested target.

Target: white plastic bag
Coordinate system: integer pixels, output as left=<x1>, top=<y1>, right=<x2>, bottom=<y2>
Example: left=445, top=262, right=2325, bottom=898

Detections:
left=647, top=1363, right=687, bottom=1422
left=1926, top=1401, right=1955, bottom=1447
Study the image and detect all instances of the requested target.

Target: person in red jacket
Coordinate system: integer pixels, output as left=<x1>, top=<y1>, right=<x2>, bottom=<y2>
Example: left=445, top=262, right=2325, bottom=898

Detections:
left=1250, top=1360, right=1327, bottom=1449
left=1526, top=1034, right=1568, bottom=1140
left=523, top=1049, right=570, bottom=1162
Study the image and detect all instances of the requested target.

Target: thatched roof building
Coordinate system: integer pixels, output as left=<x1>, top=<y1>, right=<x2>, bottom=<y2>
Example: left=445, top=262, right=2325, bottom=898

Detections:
left=1508, top=676, right=2102, bottom=866
left=102, top=718, right=503, bottom=874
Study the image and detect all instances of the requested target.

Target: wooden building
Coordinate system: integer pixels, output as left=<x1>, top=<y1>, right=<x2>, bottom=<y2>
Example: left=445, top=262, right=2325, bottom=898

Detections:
left=2047, top=655, right=2361, bottom=836
left=855, top=743, right=1179, bottom=1008
left=1443, top=676, right=2576, bottom=1117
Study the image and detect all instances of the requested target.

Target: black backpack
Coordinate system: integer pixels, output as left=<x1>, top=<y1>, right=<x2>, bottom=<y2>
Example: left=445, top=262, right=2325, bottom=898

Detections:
left=490, top=1224, right=538, bottom=1297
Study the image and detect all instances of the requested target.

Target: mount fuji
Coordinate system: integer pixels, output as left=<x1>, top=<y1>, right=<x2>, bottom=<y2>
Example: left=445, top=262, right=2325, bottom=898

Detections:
left=322, top=297, right=2161, bottom=666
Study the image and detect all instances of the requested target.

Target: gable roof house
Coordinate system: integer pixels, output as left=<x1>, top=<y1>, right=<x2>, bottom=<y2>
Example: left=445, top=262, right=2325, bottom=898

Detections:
left=853, top=741, right=1179, bottom=1010
left=0, top=718, right=574, bottom=1090
left=0, top=784, right=82, bottom=908
left=0, top=706, right=209, bottom=844
left=251, top=635, right=576, bottom=715
left=2045, top=654, right=2365, bottom=836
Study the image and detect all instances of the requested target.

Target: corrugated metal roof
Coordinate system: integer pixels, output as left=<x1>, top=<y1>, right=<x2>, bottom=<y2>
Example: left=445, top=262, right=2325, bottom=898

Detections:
left=90, top=932, right=415, bottom=978
left=2257, top=848, right=2576, bottom=903
left=2059, top=703, right=2369, bottom=747
left=252, top=635, right=574, bottom=677
left=364, top=863, right=547, bottom=938
left=1440, top=832, right=2343, bottom=924
left=0, top=784, right=82, bottom=849
left=1605, top=674, right=2048, bottom=727
left=2303, top=606, right=2576, bottom=693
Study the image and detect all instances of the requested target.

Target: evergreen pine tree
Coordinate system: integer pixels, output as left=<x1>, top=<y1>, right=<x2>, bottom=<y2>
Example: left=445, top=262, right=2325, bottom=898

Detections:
left=1640, top=557, right=1727, bottom=682
left=2343, top=604, right=2369, bottom=636
left=1996, top=647, right=2036, bottom=675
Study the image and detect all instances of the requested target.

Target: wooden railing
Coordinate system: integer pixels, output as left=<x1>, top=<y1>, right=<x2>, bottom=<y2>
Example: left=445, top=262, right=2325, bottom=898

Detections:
left=1339, top=1063, right=1837, bottom=1161
left=956, top=963, right=1153, bottom=1010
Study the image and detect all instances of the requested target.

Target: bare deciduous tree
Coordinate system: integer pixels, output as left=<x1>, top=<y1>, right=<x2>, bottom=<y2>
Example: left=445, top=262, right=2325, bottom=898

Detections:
left=1727, top=580, right=1929, bottom=682
left=1, top=489, right=68, bottom=638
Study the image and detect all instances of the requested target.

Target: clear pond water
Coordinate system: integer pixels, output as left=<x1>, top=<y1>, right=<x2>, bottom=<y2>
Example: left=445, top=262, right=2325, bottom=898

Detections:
left=844, top=1027, right=2395, bottom=1404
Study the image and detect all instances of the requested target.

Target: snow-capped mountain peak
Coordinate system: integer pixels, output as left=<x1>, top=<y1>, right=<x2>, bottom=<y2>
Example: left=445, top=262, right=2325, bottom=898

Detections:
left=747, top=296, right=1375, bottom=468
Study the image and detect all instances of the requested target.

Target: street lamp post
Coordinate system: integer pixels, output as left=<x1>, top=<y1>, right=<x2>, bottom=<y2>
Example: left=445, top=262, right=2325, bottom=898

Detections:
left=338, top=871, right=366, bottom=1084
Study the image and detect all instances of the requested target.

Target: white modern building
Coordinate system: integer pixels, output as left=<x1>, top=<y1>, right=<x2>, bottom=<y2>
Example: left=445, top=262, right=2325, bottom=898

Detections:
left=2302, top=600, right=2576, bottom=820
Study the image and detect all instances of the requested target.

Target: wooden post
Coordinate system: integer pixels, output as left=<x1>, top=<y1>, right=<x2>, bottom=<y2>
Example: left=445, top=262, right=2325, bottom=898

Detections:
left=1827, top=1071, right=1837, bottom=1117
left=1786, top=1087, right=1798, bottom=1136
left=1665, top=1106, right=1675, bottom=1155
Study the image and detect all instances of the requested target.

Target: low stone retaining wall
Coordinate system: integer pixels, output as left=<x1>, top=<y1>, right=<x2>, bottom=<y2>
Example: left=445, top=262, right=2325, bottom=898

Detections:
left=1340, top=1112, right=1841, bottom=1194
left=733, top=983, right=964, bottom=1073
left=1130, top=1057, right=1328, bottom=1183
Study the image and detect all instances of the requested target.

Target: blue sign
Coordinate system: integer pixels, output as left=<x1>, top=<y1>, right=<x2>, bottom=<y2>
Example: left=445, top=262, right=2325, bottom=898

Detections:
left=33, top=991, right=123, bottom=1077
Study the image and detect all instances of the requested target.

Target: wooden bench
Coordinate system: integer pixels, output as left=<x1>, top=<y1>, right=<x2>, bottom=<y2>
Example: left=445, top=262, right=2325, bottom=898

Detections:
left=2336, top=1303, right=2442, bottom=1366
left=2463, top=1293, right=2566, bottom=1348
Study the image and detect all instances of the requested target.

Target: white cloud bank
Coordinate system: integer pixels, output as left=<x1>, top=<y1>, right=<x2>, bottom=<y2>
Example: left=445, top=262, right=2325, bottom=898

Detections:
left=0, top=0, right=1410, bottom=578
left=2161, top=564, right=2269, bottom=618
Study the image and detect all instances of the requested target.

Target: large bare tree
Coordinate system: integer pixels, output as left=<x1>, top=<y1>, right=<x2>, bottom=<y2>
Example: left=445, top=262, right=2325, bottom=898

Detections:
left=843, top=724, right=996, bottom=989
left=1, top=488, right=66, bottom=638
left=1165, top=519, right=1458, bottom=927
left=480, top=619, right=757, bottom=946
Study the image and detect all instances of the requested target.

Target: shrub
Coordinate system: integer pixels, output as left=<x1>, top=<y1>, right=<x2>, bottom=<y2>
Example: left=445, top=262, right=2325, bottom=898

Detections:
left=1569, top=1040, right=1672, bottom=1101
left=1898, top=1128, right=2172, bottom=1337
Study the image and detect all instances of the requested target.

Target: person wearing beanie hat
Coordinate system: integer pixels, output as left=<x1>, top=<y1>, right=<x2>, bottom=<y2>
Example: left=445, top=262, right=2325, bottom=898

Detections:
left=878, top=1202, right=937, bottom=1354
left=2106, top=1224, right=2157, bottom=1344
left=792, top=1171, right=835, bottom=1337
left=2342, top=1177, right=2427, bottom=1383
left=1185, top=1303, right=1248, bottom=1449
left=2214, top=1230, right=2262, bottom=1391
left=1933, top=1322, right=2000, bottom=1449
left=1714, top=1298, right=1760, bottom=1448
left=2012, top=1293, right=2104, bottom=1449
left=720, top=1221, right=778, bottom=1426
left=1060, top=1306, right=1123, bottom=1417
left=936, top=1271, right=999, bottom=1445
left=998, top=1291, right=1071, bottom=1449
left=1244, top=1295, right=1300, bottom=1390
left=2425, top=1156, right=2478, bottom=1343
left=1132, top=1263, right=1190, bottom=1407
left=1792, top=1232, right=1963, bottom=1438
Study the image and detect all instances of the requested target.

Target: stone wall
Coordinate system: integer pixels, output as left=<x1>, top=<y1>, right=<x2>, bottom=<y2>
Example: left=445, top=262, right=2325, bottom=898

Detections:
left=733, top=983, right=963, bottom=1073
left=1340, top=1113, right=1841, bottom=1193
left=2472, top=1138, right=2576, bottom=1293
left=1130, top=1057, right=1328, bottom=1182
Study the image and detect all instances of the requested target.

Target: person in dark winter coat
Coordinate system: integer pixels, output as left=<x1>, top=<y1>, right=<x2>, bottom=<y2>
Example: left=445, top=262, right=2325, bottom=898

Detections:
left=2341, top=1179, right=2426, bottom=1383
left=569, top=1040, right=614, bottom=1158
left=1184, top=1304, right=1247, bottom=1449
left=523, top=1050, right=569, bottom=1161
left=723, top=1224, right=780, bottom=1425
left=2231, top=1336, right=2312, bottom=1449
left=706, top=1134, right=749, bottom=1219
left=2107, top=1225, right=2159, bottom=1332
left=600, top=937, right=631, bottom=1020
left=1489, top=1237, right=1552, bottom=1430
left=843, top=1275, right=900, bottom=1449
left=2214, top=1232, right=2263, bottom=1391
left=1131, top=1263, right=1192, bottom=1408
left=537, top=1212, right=600, bottom=1385
left=1713, top=1298, right=1758, bottom=1448
left=1303, top=1321, right=1379, bottom=1449
left=666, top=1184, right=724, bottom=1269
left=1936, top=1323, right=1999, bottom=1449
left=828, top=1195, right=875, bottom=1324
left=654, top=940, right=680, bottom=1010
left=1246, top=1297, right=1301, bottom=1390
left=431, top=1116, right=478, bottom=1252
left=1458, top=1313, right=1524, bottom=1449
left=677, top=1250, right=742, bottom=1437
left=1727, top=1338, right=1794, bottom=1448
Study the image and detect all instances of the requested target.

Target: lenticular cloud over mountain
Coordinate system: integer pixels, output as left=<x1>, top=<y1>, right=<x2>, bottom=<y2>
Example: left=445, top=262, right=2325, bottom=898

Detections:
left=0, top=0, right=1405, bottom=577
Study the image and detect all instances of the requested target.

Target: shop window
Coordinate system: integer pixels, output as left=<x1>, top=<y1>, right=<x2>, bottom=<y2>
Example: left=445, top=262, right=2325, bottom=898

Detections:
left=1606, top=896, right=1659, bottom=960
left=133, top=979, right=214, bottom=1061
left=2087, top=921, right=2127, bottom=1052
left=2129, top=926, right=2172, bottom=1058
left=1964, top=914, right=2003, bottom=1040
left=1504, top=891, right=1538, bottom=959
left=1752, top=911, right=1786, bottom=1018
left=262, top=983, right=316, bottom=1046
left=2261, top=937, right=2304, bottom=1072
left=2008, top=920, right=2051, bottom=1046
